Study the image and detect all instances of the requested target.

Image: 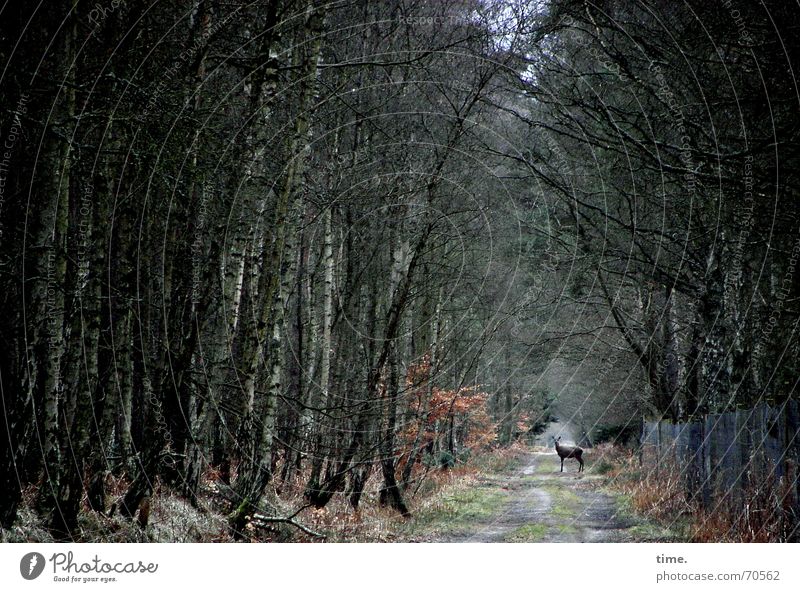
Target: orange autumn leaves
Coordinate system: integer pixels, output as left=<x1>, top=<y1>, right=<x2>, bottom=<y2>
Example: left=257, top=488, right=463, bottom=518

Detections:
left=398, top=355, right=496, bottom=464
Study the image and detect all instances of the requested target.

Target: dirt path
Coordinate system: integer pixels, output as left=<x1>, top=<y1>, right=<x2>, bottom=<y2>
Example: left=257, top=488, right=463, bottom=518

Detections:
left=431, top=450, right=653, bottom=543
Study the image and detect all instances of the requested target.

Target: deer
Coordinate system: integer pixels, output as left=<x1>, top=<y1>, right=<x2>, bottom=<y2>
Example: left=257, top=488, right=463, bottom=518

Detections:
left=553, top=436, right=584, bottom=473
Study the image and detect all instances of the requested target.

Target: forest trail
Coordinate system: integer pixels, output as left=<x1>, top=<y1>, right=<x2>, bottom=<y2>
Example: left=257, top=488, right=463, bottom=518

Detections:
left=430, top=449, right=652, bottom=543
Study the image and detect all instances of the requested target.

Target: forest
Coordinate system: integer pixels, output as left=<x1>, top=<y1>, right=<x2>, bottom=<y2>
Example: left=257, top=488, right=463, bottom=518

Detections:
left=0, top=0, right=798, bottom=543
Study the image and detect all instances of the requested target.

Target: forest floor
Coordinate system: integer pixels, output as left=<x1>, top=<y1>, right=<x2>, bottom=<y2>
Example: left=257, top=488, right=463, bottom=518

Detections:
left=397, top=448, right=682, bottom=543
left=1, top=444, right=684, bottom=543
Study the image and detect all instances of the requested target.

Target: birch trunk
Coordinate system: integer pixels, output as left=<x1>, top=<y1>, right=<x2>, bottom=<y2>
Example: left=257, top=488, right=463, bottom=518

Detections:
left=306, top=205, right=335, bottom=497
left=230, top=0, right=325, bottom=534
left=34, top=4, right=75, bottom=527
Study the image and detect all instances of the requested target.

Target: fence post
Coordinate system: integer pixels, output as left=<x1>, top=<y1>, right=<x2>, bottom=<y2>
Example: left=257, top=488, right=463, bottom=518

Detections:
left=687, top=419, right=704, bottom=506
left=736, top=407, right=752, bottom=512
left=656, top=420, right=662, bottom=478
left=785, top=400, right=800, bottom=541
left=639, top=416, right=646, bottom=467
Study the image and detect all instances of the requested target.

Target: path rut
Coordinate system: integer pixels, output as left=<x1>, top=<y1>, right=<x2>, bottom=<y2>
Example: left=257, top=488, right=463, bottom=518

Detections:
left=434, top=450, right=643, bottom=543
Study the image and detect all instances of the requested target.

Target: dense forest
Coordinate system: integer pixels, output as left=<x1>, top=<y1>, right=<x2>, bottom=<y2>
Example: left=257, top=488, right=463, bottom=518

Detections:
left=1, top=0, right=798, bottom=542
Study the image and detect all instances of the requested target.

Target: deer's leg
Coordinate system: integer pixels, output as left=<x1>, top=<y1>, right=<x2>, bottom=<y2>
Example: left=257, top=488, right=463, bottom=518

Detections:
left=560, top=457, right=564, bottom=472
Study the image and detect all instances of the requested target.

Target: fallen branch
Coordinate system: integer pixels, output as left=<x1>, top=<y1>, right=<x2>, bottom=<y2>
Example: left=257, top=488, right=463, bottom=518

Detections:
left=252, top=505, right=326, bottom=539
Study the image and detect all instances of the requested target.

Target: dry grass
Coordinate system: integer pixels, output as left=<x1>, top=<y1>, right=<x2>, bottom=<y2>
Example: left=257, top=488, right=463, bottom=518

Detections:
left=691, top=463, right=799, bottom=543
left=0, top=445, right=525, bottom=543
left=619, top=463, right=692, bottom=525
left=262, top=444, right=529, bottom=542
left=597, top=445, right=800, bottom=543
left=0, top=444, right=562, bottom=542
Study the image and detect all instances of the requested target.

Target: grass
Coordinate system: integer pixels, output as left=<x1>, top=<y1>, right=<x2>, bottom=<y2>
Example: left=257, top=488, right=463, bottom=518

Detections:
left=401, top=485, right=509, bottom=536
left=6, top=443, right=716, bottom=543
left=1, top=447, right=533, bottom=543
left=398, top=447, right=532, bottom=539
left=534, top=459, right=557, bottom=474
left=611, top=492, right=688, bottom=542
left=256, top=445, right=534, bottom=542
left=625, top=523, right=685, bottom=542
left=588, top=444, right=799, bottom=542
left=688, top=464, right=800, bottom=542
left=401, top=445, right=695, bottom=543
left=504, top=523, right=548, bottom=542
left=505, top=522, right=580, bottom=542
left=541, top=484, right=581, bottom=520
left=588, top=445, right=694, bottom=542
left=474, top=446, right=530, bottom=474
left=591, top=459, right=617, bottom=475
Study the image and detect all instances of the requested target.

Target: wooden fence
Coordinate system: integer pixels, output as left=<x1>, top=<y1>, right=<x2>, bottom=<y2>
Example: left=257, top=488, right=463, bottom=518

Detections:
left=640, top=401, right=800, bottom=517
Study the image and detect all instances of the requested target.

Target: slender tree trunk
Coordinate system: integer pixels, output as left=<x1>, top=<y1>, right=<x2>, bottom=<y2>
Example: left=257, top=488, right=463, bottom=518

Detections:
left=279, top=220, right=308, bottom=489
left=34, top=5, right=75, bottom=530
left=378, top=343, right=410, bottom=515
left=230, top=2, right=325, bottom=535
left=306, top=205, right=335, bottom=498
left=402, top=287, right=442, bottom=489
left=182, top=4, right=213, bottom=504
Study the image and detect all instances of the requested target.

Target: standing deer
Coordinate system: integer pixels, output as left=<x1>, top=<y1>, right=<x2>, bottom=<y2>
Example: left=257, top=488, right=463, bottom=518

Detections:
left=554, top=436, right=584, bottom=472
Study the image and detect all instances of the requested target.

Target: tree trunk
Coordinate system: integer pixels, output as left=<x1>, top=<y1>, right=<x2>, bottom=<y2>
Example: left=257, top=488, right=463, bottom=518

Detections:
left=378, top=344, right=410, bottom=515
left=305, top=204, right=335, bottom=500
left=402, top=287, right=442, bottom=488
left=34, top=5, right=75, bottom=531
left=230, top=1, right=325, bottom=535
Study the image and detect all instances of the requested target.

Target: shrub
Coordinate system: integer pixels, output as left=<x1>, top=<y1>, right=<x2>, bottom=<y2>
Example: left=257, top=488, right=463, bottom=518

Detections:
left=591, top=423, right=640, bottom=446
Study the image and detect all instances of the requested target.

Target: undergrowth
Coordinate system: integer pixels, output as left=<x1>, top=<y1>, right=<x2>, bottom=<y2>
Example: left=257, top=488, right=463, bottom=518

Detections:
left=1, top=444, right=530, bottom=543
left=594, top=444, right=800, bottom=543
